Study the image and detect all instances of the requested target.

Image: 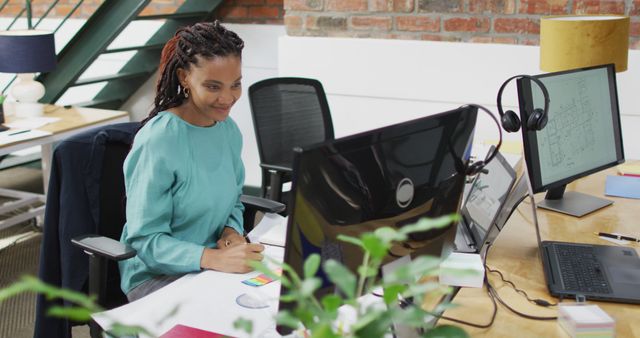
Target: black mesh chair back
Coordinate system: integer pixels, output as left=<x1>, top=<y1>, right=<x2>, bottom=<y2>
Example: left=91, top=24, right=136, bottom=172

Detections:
left=249, top=77, right=334, bottom=203
left=98, top=140, right=130, bottom=309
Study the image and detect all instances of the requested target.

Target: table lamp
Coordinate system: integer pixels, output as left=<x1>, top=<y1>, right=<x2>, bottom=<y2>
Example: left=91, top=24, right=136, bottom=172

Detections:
left=0, top=29, right=56, bottom=117
left=540, top=15, right=629, bottom=72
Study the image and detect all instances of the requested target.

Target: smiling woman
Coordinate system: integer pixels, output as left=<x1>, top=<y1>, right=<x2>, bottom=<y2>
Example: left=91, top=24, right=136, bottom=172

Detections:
left=119, top=21, right=265, bottom=302
left=176, top=55, right=242, bottom=126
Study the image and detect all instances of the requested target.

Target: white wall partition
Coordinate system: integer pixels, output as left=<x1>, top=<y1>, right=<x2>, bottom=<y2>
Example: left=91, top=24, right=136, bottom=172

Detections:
left=278, top=36, right=640, bottom=160
left=125, top=28, right=640, bottom=188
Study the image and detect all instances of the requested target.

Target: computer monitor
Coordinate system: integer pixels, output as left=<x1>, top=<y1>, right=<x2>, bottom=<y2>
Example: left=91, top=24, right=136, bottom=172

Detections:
left=277, top=106, right=478, bottom=334
left=517, top=64, right=625, bottom=217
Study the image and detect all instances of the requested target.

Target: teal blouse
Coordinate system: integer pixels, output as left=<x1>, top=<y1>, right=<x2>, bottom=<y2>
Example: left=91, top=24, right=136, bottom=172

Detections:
left=119, top=111, right=245, bottom=294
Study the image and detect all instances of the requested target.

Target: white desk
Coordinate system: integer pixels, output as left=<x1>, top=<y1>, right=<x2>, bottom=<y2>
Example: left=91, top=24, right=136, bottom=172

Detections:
left=94, top=245, right=284, bottom=338
left=0, top=105, right=129, bottom=231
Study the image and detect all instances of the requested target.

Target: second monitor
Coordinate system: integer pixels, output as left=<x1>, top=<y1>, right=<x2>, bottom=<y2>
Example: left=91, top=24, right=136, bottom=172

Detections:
left=517, top=64, right=625, bottom=217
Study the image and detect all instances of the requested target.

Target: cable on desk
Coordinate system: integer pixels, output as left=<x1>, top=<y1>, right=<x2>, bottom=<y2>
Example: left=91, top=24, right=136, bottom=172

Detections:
left=485, top=265, right=558, bottom=307
left=437, top=277, right=498, bottom=329
left=482, top=243, right=557, bottom=321
left=486, top=277, right=557, bottom=321
left=372, top=275, right=499, bottom=329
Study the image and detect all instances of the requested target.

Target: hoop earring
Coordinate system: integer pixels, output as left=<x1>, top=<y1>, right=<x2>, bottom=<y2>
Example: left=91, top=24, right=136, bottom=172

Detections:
left=184, top=87, right=190, bottom=99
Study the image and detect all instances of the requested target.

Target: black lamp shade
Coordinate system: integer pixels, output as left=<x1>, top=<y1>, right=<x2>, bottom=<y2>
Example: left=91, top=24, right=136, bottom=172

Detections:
left=0, top=30, right=56, bottom=73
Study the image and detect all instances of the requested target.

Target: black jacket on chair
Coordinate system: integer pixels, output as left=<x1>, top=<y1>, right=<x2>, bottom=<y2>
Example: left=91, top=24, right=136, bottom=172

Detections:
left=34, top=122, right=139, bottom=338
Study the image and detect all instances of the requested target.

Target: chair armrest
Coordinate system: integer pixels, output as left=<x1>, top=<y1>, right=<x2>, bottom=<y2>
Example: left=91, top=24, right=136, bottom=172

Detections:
left=260, top=163, right=292, bottom=173
left=240, top=195, right=286, bottom=214
left=71, top=234, right=136, bottom=261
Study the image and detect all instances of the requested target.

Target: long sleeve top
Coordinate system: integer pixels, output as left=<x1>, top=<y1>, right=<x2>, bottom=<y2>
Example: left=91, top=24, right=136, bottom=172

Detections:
left=119, top=111, right=245, bottom=294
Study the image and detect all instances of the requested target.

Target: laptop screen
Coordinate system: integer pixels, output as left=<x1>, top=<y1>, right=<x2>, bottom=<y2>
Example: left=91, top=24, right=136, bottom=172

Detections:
left=461, top=149, right=517, bottom=249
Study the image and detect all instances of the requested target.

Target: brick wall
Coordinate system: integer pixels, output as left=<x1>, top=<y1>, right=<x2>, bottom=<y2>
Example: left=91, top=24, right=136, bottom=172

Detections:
left=284, top=0, right=640, bottom=49
left=0, top=0, right=284, bottom=24
left=2, top=1, right=636, bottom=48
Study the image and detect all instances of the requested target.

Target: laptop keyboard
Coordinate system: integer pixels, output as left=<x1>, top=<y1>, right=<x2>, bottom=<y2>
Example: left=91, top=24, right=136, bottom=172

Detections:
left=555, top=244, right=612, bottom=294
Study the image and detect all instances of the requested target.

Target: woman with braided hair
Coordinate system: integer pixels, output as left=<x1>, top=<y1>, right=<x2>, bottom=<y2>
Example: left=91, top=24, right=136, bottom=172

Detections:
left=119, top=21, right=265, bottom=302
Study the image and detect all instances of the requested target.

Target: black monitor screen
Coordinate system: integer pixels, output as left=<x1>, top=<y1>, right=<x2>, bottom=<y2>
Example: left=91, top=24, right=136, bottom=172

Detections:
left=519, top=64, right=624, bottom=192
left=277, top=106, right=477, bottom=330
left=517, top=64, right=624, bottom=216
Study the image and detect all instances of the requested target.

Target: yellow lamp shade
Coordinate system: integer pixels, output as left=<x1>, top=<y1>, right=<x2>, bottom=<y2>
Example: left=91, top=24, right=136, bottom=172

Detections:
left=540, top=15, right=629, bottom=72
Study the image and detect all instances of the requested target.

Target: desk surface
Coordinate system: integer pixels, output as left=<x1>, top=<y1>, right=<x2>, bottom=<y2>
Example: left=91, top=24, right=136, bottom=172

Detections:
left=3, top=104, right=128, bottom=142
left=440, top=167, right=640, bottom=337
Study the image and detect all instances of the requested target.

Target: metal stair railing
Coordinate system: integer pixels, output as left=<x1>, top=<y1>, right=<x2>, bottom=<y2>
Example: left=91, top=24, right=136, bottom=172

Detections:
left=3, top=0, right=225, bottom=110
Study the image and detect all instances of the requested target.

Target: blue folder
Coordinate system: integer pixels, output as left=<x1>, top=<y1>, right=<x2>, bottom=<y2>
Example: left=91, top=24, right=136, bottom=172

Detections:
left=605, top=175, right=640, bottom=199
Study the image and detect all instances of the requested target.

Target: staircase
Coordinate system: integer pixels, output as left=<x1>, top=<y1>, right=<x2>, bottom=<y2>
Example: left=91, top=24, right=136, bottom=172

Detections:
left=2, top=0, right=223, bottom=110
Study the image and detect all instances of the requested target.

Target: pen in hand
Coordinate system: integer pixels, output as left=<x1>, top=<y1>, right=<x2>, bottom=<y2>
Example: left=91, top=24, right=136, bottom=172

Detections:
left=594, top=232, right=640, bottom=242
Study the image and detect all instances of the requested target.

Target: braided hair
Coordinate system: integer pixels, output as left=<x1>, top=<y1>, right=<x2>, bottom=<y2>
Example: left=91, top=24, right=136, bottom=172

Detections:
left=141, top=21, right=244, bottom=127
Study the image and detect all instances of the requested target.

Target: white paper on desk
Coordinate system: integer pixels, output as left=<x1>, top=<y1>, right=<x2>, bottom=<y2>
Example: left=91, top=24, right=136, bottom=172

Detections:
left=247, top=213, right=288, bottom=247
left=5, top=116, right=60, bottom=129
left=0, top=129, right=52, bottom=145
left=92, top=245, right=284, bottom=338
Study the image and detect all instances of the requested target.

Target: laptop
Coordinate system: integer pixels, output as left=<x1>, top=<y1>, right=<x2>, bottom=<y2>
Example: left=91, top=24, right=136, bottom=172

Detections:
left=523, top=178, right=640, bottom=303
left=454, top=148, right=517, bottom=257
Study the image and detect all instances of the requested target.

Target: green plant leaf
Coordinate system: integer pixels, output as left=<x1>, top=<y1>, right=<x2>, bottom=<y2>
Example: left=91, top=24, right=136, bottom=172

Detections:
left=106, top=323, right=153, bottom=337
left=304, top=254, right=321, bottom=279
left=323, top=260, right=356, bottom=299
left=280, top=292, right=300, bottom=302
left=391, top=305, right=431, bottom=327
left=403, top=281, right=443, bottom=298
left=0, top=276, right=101, bottom=315
left=352, top=308, right=392, bottom=338
left=299, top=278, right=322, bottom=298
left=294, top=307, right=315, bottom=328
left=373, top=227, right=406, bottom=243
left=433, top=302, right=459, bottom=313
left=46, top=306, right=93, bottom=321
left=424, top=324, right=469, bottom=338
left=321, top=294, right=342, bottom=313
left=233, top=317, right=254, bottom=334
left=383, top=284, right=406, bottom=305
left=399, top=214, right=459, bottom=236
left=281, top=261, right=303, bottom=286
left=337, top=234, right=364, bottom=248
left=310, top=323, right=340, bottom=338
left=357, top=265, right=377, bottom=279
left=248, top=260, right=280, bottom=280
left=409, top=255, right=442, bottom=274
left=361, top=233, right=388, bottom=260
left=275, top=310, right=300, bottom=329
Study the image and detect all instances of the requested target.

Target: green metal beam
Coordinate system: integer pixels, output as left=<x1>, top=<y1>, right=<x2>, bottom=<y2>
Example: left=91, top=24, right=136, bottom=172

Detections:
left=37, top=0, right=151, bottom=103
left=135, top=11, right=209, bottom=21
left=73, top=70, right=153, bottom=87
left=93, top=0, right=223, bottom=106
left=103, top=43, right=165, bottom=54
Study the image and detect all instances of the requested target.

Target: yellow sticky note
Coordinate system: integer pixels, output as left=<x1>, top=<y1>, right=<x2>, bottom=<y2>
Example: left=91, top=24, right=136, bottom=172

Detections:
left=618, top=163, right=640, bottom=175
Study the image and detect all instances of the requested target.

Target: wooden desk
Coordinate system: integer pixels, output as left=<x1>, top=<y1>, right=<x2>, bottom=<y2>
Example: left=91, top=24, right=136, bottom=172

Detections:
left=440, top=168, right=640, bottom=338
left=0, top=105, right=129, bottom=230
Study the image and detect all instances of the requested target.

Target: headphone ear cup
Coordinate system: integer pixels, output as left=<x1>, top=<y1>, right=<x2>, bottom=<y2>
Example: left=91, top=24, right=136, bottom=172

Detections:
left=501, top=110, right=521, bottom=132
left=527, top=108, right=547, bottom=131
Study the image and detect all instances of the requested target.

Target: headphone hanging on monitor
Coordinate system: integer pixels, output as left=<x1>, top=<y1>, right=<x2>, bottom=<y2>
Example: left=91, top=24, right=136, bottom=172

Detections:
left=496, top=75, right=550, bottom=132
left=459, top=104, right=503, bottom=177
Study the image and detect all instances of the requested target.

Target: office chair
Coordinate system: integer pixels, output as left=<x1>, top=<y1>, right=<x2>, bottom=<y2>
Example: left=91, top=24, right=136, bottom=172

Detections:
left=35, top=122, right=284, bottom=338
left=249, top=77, right=334, bottom=206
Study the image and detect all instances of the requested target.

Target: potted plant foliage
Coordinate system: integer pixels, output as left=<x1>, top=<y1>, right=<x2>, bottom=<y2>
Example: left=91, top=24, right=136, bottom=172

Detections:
left=235, top=214, right=469, bottom=338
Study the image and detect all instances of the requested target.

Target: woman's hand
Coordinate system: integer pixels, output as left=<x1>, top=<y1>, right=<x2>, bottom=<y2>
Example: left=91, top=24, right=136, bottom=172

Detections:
left=217, top=226, right=246, bottom=248
left=200, top=243, right=265, bottom=273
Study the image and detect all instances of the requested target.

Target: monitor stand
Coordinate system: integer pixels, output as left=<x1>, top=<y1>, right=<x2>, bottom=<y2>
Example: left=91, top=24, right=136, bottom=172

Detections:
left=538, top=185, right=612, bottom=217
